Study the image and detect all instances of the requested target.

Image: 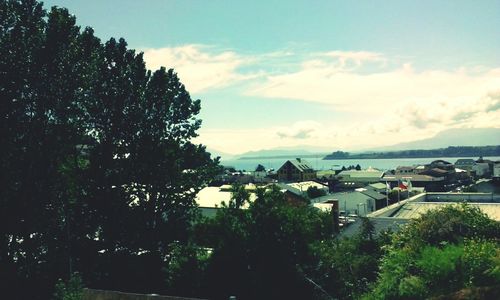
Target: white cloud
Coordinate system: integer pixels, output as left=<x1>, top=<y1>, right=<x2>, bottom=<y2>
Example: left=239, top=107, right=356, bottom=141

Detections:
left=275, top=120, right=322, bottom=139
left=142, top=45, right=500, bottom=153
left=246, top=55, right=500, bottom=140
left=142, top=45, right=256, bottom=93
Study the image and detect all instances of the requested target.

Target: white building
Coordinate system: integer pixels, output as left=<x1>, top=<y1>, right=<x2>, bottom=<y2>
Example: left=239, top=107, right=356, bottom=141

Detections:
left=494, top=162, right=500, bottom=179
left=195, top=185, right=257, bottom=217
left=473, top=163, right=490, bottom=177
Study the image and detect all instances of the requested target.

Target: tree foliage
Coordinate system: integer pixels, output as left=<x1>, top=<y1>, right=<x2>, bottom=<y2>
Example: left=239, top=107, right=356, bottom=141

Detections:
left=193, top=186, right=334, bottom=299
left=366, top=204, right=500, bottom=300
left=307, top=186, right=327, bottom=199
left=0, top=0, right=218, bottom=298
left=255, top=164, right=266, bottom=172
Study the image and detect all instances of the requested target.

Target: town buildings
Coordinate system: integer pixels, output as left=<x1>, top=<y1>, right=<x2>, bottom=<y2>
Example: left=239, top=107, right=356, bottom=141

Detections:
left=336, top=167, right=384, bottom=189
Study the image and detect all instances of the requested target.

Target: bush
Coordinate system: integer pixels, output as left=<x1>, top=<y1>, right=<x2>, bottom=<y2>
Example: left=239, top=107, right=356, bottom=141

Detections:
left=53, top=273, right=83, bottom=300
left=393, top=203, right=500, bottom=249
left=366, top=204, right=500, bottom=300
left=462, top=239, right=500, bottom=287
left=417, top=244, right=464, bottom=292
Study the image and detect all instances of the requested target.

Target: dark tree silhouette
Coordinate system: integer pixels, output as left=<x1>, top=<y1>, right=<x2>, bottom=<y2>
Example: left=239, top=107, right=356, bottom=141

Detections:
left=0, top=0, right=218, bottom=298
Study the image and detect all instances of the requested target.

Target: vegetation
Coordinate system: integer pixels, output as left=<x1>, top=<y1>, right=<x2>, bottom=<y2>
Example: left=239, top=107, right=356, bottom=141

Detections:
left=307, top=186, right=327, bottom=198
left=324, top=146, right=500, bottom=160
left=0, top=0, right=217, bottom=298
left=53, top=273, right=84, bottom=300
left=255, top=164, right=266, bottom=172
left=193, top=186, right=335, bottom=299
left=366, top=204, right=500, bottom=300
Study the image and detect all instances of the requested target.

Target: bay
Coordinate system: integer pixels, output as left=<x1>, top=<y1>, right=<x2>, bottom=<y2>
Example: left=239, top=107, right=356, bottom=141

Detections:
left=219, top=156, right=500, bottom=172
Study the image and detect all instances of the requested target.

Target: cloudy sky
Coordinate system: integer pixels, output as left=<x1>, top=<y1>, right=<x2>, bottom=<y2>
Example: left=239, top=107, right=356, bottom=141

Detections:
left=44, top=0, right=500, bottom=155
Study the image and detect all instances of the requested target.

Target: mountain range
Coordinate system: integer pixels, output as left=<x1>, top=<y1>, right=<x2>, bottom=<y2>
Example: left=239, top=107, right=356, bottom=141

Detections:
left=225, top=128, right=500, bottom=159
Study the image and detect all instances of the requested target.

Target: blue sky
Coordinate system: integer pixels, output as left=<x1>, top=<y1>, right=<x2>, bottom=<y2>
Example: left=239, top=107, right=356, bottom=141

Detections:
left=43, top=0, right=500, bottom=154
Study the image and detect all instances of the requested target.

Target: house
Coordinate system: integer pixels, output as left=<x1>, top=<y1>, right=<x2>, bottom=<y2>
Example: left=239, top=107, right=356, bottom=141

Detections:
left=473, top=162, right=491, bottom=178
left=382, top=173, right=445, bottom=192
left=359, top=188, right=389, bottom=210
left=477, top=157, right=496, bottom=176
left=311, top=191, right=377, bottom=216
left=395, top=166, right=417, bottom=175
left=428, top=160, right=455, bottom=171
left=494, top=162, right=500, bottom=182
left=336, top=167, right=384, bottom=189
left=340, top=191, right=500, bottom=238
left=455, top=159, right=476, bottom=172
left=252, top=170, right=268, bottom=182
left=277, top=158, right=316, bottom=182
left=277, top=181, right=329, bottom=200
left=368, top=182, right=388, bottom=193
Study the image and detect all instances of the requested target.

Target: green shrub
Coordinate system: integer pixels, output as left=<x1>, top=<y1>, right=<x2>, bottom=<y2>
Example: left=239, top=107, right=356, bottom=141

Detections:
left=462, top=239, right=500, bottom=287
left=417, top=244, right=463, bottom=292
left=398, top=276, right=426, bottom=300
left=53, top=273, right=83, bottom=300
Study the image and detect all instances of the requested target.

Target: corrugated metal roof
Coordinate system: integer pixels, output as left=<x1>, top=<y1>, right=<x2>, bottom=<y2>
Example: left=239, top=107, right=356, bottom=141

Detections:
left=338, top=170, right=384, bottom=178
left=383, top=174, right=444, bottom=182
left=391, top=202, right=500, bottom=221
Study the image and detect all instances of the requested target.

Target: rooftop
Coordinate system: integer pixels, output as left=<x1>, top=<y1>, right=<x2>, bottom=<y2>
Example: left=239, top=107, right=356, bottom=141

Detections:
left=196, top=186, right=257, bottom=209
left=369, top=182, right=387, bottom=190
left=288, top=158, right=314, bottom=172
left=288, top=181, right=327, bottom=191
left=391, top=202, right=500, bottom=221
left=383, top=174, right=444, bottom=182
left=338, top=169, right=384, bottom=178
left=455, top=158, right=475, bottom=165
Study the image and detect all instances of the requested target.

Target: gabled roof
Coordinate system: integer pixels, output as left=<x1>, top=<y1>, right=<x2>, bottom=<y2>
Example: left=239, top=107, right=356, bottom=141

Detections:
left=431, top=159, right=452, bottom=165
left=281, top=158, right=314, bottom=172
left=360, top=189, right=387, bottom=201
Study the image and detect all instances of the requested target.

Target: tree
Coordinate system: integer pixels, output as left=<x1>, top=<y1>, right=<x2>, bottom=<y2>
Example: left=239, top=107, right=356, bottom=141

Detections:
left=255, top=164, right=266, bottom=172
left=195, top=187, right=334, bottom=299
left=307, top=186, right=326, bottom=199
left=0, top=0, right=218, bottom=297
left=306, top=223, right=388, bottom=299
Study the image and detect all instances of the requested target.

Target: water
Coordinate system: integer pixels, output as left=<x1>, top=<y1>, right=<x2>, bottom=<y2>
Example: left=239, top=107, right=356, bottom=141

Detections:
left=220, top=156, right=500, bottom=172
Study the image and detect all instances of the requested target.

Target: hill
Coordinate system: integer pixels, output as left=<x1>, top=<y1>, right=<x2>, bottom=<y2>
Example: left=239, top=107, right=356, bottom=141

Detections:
left=375, top=128, right=500, bottom=151
left=324, top=145, right=500, bottom=160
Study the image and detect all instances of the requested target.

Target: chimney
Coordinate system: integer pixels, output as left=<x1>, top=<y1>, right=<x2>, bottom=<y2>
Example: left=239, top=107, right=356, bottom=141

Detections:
left=296, top=158, right=301, bottom=162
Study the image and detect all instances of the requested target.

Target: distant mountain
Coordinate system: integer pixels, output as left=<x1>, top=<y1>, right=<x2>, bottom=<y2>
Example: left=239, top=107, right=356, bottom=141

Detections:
left=324, top=145, right=500, bottom=160
left=374, top=128, right=500, bottom=151
left=237, top=146, right=330, bottom=159
left=206, top=148, right=236, bottom=160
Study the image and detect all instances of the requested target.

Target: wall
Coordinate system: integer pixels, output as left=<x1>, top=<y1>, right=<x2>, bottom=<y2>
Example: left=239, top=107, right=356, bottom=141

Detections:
left=425, top=192, right=500, bottom=203
left=83, top=289, right=206, bottom=300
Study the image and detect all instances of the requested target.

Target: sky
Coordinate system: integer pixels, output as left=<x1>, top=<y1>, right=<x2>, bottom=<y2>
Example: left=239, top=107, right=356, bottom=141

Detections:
left=43, top=0, right=500, bottom=155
